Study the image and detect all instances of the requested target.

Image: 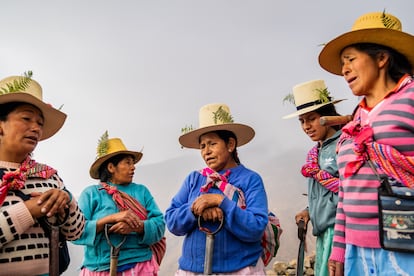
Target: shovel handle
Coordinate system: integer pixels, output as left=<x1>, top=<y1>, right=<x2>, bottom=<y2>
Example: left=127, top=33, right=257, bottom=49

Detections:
left=297, top=219, right=307, bottom=241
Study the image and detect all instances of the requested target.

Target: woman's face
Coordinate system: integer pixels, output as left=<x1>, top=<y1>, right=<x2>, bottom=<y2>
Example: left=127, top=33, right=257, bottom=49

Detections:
left=299, top=111, right=335, bottom=142
left=0, top=103, right=44, bottom=161
left=340, top=46, right=381, bottom=97
left=199, top=132, right=236, bottom=172
left=108, top=156, right=136, bottom=185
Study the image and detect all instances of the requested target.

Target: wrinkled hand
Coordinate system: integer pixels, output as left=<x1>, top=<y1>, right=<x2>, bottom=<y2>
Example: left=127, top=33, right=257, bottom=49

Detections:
left=200, top=207, right=223, bottom=222
left=295, top=209, right=310, bottom=227
left=25, top=189, right=70, bottom=218
left=110, top=210, right=142, bottom=229
left=109, top=221, right=144, bottom=235
left=191, top=194, right=224, bottom=216
left=328, top=260, right=344, bottom=276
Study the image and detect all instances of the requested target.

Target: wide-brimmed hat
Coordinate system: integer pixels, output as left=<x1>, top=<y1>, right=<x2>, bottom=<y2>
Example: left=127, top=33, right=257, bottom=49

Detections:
left=179, top=103, right=255, bottom=149
left=0, top=73, right=66, bottom=140
left=319, top=11, right=414, bottom=75
left=283, top=79, right=345, bottom=119
left=89, top=131, right=143, bottom=179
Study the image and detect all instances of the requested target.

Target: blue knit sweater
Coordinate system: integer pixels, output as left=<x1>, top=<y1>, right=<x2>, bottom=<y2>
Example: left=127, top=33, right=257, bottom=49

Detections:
left=165, top=164, right=268, bottom=273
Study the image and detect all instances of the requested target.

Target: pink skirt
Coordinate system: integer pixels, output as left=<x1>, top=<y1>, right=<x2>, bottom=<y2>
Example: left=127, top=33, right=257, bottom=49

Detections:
left=175, top=258, right=265, bottom=275
left=79, top=255, right=159, bottom=276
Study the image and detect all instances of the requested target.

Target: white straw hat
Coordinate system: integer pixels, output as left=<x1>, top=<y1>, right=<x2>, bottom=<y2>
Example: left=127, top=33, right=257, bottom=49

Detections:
left=283, top=79, right=345, bottom=119
left=179, top=103, right=255, bottom=149
left=0, top=73, right=66, bottom=140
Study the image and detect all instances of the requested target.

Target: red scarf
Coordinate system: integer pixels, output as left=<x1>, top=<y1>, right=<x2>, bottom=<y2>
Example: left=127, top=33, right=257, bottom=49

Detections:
left=0, top=156, right=57, bottom=205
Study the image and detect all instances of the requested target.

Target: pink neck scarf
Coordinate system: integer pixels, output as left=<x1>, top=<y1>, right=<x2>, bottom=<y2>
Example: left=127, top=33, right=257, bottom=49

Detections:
left=0, top=156, right=57, bottom=205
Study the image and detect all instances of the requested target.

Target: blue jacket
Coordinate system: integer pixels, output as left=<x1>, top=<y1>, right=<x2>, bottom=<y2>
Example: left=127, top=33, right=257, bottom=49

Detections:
left=165, top=164, right=268, bottom=273
left=72, top=182, right=165, bottom=272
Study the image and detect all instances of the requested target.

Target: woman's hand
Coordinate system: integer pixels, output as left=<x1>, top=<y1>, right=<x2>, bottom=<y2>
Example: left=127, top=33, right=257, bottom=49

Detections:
left=200, top=207, right=223, bottom=222
left=109, top=221, right=144, bottom=235
left=295, top=209, right=310, bottom=227
left=25, top=189, right=70, bottom=218
left=97, top=210, right=142, bottom=233
left=110, top=210, right=141, bottom=229
left=328, top=260, right=344, bottom=276
left=191, top=194, right=224, bottom=216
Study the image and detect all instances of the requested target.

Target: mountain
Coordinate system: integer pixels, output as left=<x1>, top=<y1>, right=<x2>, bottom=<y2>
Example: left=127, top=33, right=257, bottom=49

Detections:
left=64, top=146, right=317, bottom=275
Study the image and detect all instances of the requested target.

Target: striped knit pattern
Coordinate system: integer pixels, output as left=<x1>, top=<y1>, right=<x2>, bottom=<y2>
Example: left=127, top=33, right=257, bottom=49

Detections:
left=330, top=76, right=414, bottom=263
left=301, top=145, right=339, bottom=192
left=0, top=161, right=85, bottom=276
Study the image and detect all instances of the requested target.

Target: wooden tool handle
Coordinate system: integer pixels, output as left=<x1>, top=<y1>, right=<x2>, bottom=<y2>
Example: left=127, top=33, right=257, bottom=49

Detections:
left=319, top=115, right=352, bottom=126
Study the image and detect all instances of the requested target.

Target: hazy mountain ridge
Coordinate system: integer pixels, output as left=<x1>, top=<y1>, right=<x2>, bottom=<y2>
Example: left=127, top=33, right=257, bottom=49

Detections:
left=65, top=147, right=316, bottom=275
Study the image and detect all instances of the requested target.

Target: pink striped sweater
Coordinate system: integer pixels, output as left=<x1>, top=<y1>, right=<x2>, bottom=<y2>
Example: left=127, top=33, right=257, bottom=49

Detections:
left=330, top=75, right=414, bottom=263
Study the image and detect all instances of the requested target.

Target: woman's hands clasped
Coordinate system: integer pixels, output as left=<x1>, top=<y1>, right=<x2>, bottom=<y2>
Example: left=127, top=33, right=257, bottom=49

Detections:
left=25, top=188, right=70, bottom=219
left=192, top=194, right=224, bottom=222
left=98, top=210, right=144, bottom=235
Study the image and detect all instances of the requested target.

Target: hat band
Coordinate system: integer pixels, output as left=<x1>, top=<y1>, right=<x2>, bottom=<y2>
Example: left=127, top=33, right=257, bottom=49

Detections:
left=296, top=100, right=324, bottom=111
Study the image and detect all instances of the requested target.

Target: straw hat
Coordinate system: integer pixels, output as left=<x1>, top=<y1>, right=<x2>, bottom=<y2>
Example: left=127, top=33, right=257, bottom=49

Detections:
left=179, top=103, right=255, bottom=149
left=319, top=11, right=414, bottom=75
left=283, top=79, right=345, bottom=119
left=0, top=73, right=66, bottom=140
left=89, top=131, right=143, bottom=179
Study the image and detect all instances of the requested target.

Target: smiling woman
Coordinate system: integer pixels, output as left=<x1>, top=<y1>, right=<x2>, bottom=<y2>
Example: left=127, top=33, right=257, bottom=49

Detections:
left=282, top=80, right=344, bottom=276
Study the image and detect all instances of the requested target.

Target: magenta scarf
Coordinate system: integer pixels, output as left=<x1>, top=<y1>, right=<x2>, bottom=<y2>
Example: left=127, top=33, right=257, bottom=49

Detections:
left=339, top=121, right=414, bottom=188
left=301, top=145, right=339, bottom=193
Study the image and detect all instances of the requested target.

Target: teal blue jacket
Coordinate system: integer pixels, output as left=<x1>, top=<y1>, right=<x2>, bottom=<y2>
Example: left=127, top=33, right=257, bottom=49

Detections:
left=72, top=182, right=165, bottom=272
left=308, top=130, right=340, bottom=236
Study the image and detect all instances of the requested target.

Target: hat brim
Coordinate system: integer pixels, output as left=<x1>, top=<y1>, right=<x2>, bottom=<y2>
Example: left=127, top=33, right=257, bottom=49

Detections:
left=89, top=150, right=143, bottom=179
left=282, top=99, right=345, bottom=119
left=319, top=28, right=414, bottom=75
left=0, top=93, right=66, bottom=140
left=179, top=123, right=255, bottom=149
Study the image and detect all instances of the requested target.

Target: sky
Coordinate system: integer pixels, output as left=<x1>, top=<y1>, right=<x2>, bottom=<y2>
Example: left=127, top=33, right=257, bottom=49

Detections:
left=1, top=1, right=414, bottom=274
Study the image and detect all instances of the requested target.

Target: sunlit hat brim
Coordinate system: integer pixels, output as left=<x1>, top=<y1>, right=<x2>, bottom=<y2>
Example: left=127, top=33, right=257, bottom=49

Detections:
left=0, top=93, right=66, bottom=140
left=319, top=28, right=414, bottom=75
left=179, top=123, right=255, bottom=149
left=89, top=150, right=143, bottom=179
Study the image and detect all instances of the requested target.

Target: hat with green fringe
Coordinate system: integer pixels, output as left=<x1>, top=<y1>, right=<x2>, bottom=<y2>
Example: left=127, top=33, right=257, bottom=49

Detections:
left=89, top=131, right=143, bottom=179
left=0, top=71, right=66, bottom=140
left=282, top=79, right=345, bottom=119
left=319, top=11, right=414, bottom=75
left=179, top=103, right=255, bottom=149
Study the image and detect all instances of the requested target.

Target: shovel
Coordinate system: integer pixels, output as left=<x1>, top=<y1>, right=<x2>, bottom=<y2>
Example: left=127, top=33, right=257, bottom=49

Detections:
left=198, top=216, right=224, bottom=275
left=296, top=219, right=307, bottom=276
left=104, top=224, right=127, bottom=276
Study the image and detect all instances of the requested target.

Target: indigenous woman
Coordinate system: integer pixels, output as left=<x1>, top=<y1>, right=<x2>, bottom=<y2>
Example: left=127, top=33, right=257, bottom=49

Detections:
left=166, top=103, right=272, bottom=275
left=73, top=131, right=165, bottom=275
left=283, top=79, right=344, bottom=276
left=318, top=11, right=414, bottom=275
left=0, top=72, right=85, bottom=275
